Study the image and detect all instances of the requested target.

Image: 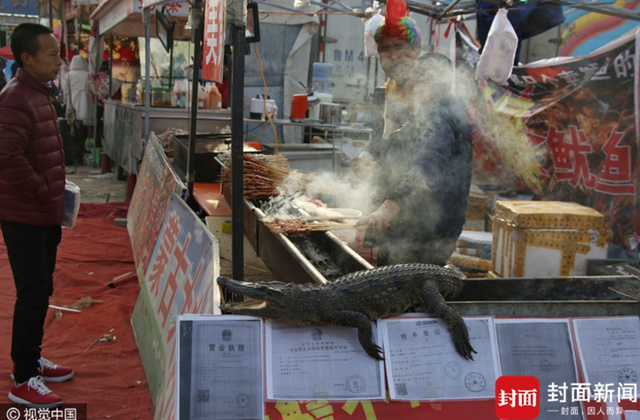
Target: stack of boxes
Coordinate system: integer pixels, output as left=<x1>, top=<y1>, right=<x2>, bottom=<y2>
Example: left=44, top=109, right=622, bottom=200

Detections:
left=454, top=186, right=494, bottom=275
left=456, top=186, right=612, bottom=278
left=462, top=185, right=488, bottom=231
left=452, top=230, right=493, bottom=275
left=491, top=200, right=610, bottom=277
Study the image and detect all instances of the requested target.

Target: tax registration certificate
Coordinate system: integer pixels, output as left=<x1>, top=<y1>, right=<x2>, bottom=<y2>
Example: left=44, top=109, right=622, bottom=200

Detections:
left=380, top=315, right=498, bottom=401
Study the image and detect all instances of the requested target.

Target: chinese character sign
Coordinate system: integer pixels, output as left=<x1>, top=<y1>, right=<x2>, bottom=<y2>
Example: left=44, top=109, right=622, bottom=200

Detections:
left=131, top=193, right=218, bottom=420
left=202, top=0, right=225, bottom=82
left=127, top=134, right=186, bottom=280
left=468, top=31, right=638, bottom=250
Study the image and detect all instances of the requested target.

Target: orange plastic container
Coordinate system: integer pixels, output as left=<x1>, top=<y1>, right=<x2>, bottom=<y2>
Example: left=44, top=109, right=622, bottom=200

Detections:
left=290, top=94, right=308, bottom=119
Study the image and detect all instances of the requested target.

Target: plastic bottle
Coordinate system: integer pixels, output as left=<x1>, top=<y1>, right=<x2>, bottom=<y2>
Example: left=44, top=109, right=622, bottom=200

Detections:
left=136, top=79, right=144, bottom=104
left=173, top=80, right=184, bottom=107
left=312, top=62, right=333, bottom=94
left=185, top=81, right=192, bottom=108
left=197, top=84, right=207, bottom=109
left=207, top=84, right=222, bottom=110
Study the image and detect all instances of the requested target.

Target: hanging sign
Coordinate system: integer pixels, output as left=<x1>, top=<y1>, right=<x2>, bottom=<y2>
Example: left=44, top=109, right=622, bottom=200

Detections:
left=0, top=0, right=39, bottom=15
left=139, top=0, right=190, bottom=17
left=201, top=0, right=225, bottom=82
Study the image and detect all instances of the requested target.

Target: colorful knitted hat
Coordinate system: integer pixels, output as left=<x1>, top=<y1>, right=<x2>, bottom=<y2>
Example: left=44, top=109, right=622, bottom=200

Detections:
left=374, top=0, right=422, bottom=47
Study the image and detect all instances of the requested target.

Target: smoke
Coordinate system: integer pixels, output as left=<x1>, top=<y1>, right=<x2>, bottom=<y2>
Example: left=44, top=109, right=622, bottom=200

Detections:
left=408, top=52, right=478, bottom=114
left=302, top=170, right=374, bottom=214
left=261, top=53, right=480, bottom=219
left=260, top=168, right=374, bottom=222
left=273, top=170, right=309, bottom=197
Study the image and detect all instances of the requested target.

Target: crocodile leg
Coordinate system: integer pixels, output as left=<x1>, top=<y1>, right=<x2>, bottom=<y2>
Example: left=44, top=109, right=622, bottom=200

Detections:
left=420, top=281, right=477, bottom=361
left=334, top=310, right=385, bottom=361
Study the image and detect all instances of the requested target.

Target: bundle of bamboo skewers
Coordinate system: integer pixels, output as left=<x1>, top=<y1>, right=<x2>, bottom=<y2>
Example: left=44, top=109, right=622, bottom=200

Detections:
left=221, top=154, right=307, bottom=200
left=222, top=153, right=365, bottom=235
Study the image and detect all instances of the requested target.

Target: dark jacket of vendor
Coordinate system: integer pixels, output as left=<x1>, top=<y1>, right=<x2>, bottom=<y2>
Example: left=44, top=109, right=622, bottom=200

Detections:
left=368, top=93, right=474, bottom=265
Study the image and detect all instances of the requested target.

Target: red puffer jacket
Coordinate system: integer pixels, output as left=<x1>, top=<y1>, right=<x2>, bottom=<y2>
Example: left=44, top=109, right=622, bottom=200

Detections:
left=0, top=69, right=66, bottom=227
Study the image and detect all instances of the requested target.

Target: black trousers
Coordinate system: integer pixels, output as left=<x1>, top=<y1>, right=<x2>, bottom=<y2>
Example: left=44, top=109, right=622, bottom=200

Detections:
left=1, top=221, right=61, bottom=383
left=59, top=120, right=88, bottom=165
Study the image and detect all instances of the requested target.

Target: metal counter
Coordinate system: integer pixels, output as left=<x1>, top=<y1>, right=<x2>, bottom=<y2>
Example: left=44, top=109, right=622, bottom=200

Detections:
left=451, top=275, right=640, bottom=316
left=103, top=100, right=231, bottom=175
left=253, top=205, right=374, bottom=285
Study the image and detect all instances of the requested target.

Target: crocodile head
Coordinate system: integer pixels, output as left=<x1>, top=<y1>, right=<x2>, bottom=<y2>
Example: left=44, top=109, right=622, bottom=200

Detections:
left=217, top=276, right=290, bottom=320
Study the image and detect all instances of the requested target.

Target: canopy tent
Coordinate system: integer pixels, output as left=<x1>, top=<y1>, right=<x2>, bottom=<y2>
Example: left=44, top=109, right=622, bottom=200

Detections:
left=377, top=0, right=640, bottom=21
left=0, top=45, right=14, bottom=61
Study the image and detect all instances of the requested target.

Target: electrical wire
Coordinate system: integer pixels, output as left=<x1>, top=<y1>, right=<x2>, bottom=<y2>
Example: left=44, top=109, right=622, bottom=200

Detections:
left=253, top=42, right=279, bottom=154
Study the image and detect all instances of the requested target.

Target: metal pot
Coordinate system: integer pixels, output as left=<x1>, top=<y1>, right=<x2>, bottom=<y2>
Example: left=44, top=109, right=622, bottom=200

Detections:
left=320, top=103, right=341, bottom=125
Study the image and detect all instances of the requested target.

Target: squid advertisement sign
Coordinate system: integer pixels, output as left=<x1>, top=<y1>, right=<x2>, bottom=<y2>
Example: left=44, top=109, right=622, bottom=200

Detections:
left=469, top=30, right=639, bottom=251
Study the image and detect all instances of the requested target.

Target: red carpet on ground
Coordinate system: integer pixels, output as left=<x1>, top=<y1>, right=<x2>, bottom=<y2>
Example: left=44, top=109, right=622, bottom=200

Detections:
left=0, top=202, right=154, bottom=419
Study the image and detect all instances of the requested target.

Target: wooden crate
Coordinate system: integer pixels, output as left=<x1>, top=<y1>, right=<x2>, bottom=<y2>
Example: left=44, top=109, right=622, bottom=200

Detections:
left=492, top=201, right=610, bottom=277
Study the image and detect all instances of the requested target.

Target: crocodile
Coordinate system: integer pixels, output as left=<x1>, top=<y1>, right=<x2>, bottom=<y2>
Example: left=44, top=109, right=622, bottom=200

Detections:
left=217, top=263, right=476, bottom=361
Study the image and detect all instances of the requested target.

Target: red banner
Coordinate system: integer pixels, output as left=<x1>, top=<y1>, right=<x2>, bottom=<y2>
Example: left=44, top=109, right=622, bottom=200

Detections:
left=202, top=0, right=226, bottom=82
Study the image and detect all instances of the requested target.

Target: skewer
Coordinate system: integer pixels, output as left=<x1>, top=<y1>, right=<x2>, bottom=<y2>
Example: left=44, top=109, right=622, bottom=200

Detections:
left=296, top=215, right=364, bottom=221
left=264, top=221, right=367, bottom=234
left=49, top=305, right=81, bottom=313
left=609, top=286, right=640, bottom=302
left=305, top=222, right=368, bottom=231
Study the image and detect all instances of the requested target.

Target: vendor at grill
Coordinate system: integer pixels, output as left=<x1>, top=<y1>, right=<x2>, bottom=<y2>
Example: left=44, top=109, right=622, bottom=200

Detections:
left=356, top=49, right=474, bottom=266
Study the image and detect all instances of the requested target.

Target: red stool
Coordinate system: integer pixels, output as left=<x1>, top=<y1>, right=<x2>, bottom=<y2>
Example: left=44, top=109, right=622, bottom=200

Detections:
left=101, top=153, right=111, bottom=174
left=125, top=174, right=137, bottom=202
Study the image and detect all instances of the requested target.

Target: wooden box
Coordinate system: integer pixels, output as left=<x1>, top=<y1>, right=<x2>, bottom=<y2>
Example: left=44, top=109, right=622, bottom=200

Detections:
left=492, top=200, right=610, bottom=277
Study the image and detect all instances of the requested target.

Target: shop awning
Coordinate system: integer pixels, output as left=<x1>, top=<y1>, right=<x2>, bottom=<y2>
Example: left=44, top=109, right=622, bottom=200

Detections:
left=89, top=0, right=190, bottom=38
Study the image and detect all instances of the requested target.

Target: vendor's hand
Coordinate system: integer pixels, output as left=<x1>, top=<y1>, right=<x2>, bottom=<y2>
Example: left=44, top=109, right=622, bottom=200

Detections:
left=356, top=199, right=400, bottom=231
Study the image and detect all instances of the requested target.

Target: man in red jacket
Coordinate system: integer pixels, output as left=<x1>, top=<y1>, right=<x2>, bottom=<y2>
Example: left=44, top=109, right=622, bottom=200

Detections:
left=0, top=23, right=74, bottom=409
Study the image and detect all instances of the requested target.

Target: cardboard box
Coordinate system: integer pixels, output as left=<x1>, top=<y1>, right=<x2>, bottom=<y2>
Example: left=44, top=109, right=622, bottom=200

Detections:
left=464, top=185, right=489, bottom=231
left=492, top=201, right=610, bottom=277
left=450, top=252, right=492, bottom=272
left=457, top=230, right=493, bottom=255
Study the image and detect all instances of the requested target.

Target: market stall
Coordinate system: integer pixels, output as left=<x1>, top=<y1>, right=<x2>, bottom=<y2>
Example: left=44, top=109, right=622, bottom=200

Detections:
left=89, top=0, right=640, bottom=418
left=90, top=0, right=200, bottom=176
